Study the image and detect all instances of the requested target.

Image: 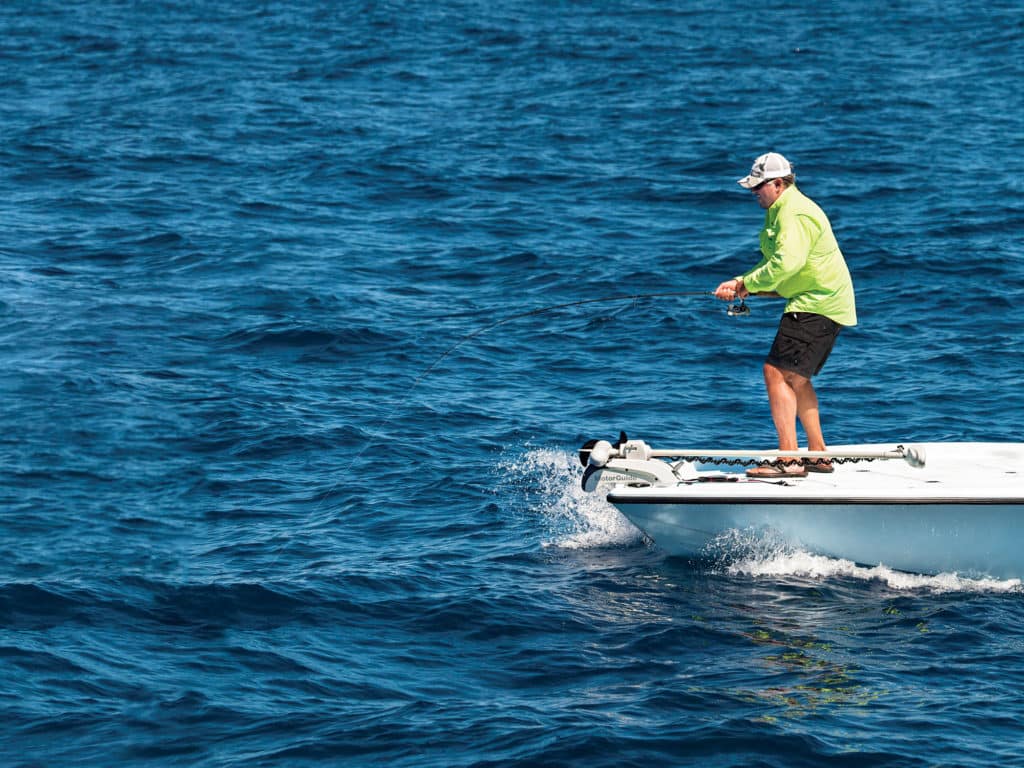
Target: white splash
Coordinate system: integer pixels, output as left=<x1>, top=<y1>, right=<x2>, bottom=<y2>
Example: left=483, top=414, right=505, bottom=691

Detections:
left=722, top=534, right=1022, bottom=594
left=498, top=447, right=643, bottom=550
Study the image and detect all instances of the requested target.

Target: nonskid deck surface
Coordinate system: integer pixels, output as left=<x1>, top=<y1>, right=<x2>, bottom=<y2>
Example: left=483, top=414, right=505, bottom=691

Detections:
left=608, top=443, right=1024, bottom=503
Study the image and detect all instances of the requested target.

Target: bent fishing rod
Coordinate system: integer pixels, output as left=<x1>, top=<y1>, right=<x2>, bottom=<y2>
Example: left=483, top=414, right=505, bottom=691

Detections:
left=375, top=289, right=755, bottom=439
left=413, top=289, right=751, bottom=387
left=315, top=289, right=756, bottom=510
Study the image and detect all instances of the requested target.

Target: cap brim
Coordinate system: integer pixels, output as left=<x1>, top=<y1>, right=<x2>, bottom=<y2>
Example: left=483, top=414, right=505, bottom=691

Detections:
left=738, top=172, right=786, bottom=189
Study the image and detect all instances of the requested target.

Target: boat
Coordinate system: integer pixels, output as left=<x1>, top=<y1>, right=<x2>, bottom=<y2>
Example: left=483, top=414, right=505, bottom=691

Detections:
left=578, top=434, right=1024, bottom=579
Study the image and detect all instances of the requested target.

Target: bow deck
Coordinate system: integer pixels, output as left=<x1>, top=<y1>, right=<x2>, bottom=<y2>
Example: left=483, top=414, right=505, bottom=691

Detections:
left=579, top=437, right=1024, bottom=578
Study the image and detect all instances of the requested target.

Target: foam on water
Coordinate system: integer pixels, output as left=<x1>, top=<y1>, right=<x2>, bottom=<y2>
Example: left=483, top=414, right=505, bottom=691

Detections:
left=711, top=528, right=1023, bottom=594
left=728, top=549, right=1023, bottom=594
left=497, top=448, right=643, bottom=550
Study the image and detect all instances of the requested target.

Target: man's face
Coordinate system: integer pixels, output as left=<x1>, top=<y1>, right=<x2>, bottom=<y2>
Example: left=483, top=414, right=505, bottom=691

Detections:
left=752, top=178, right=784, bottom=209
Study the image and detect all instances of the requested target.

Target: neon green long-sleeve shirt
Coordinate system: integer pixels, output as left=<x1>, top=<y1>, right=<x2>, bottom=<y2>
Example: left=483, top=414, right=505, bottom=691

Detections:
left=739, top=185, right=857, bottom=326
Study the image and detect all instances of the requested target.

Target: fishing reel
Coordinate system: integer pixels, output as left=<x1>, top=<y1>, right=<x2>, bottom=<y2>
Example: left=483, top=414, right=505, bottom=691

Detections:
left=726, top=298, right=750, bottom=317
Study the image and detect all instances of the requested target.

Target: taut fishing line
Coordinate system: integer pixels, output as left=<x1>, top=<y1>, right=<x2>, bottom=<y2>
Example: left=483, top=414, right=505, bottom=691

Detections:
left=316, top=290, right=748, bottom=511
left=409, top=290, right=722, bottom=391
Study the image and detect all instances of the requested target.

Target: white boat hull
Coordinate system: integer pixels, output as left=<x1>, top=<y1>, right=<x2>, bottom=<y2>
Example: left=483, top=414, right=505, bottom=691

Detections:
left=583, top=440, right=1024, bottom=579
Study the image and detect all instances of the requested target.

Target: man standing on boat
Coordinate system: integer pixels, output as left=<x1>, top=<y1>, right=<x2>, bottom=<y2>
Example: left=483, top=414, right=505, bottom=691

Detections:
left=715, top=152, right=857, bottom=478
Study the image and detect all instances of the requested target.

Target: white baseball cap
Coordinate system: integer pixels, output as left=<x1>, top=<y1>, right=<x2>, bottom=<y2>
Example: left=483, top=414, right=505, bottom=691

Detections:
left=737, top=152, right=793, bottom=188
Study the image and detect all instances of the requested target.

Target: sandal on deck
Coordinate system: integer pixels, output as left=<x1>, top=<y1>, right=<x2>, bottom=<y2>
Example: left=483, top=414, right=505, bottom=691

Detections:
left=803, top=459, right=835, bottom=473
left=745, top=463, right=807, bottom=479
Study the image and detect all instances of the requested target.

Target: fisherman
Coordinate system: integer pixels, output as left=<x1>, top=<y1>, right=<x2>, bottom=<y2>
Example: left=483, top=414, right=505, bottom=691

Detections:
left=715, top=152, right=857, bottom=477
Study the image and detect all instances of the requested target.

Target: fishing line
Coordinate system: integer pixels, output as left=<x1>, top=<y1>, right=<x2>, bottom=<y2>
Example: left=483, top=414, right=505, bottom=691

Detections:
left=314, top=290, right=746, bottom=513
left=412, top=290, right=719, bottom=388
left=379, top=290, right=739, bottom=440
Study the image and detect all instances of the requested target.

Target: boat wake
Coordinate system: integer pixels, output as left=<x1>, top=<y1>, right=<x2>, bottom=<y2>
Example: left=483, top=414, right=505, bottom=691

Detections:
left=707, top=529, right=1022, bottom=594
left=498, top=448, right=643, bottom=550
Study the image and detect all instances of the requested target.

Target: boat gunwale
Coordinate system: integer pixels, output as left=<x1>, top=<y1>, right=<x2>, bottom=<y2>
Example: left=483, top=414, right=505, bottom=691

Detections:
left=606, top=493, right=1024, bottom=507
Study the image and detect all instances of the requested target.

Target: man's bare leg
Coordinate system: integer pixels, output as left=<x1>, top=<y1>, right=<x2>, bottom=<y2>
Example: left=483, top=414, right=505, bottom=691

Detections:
left=763, top=362, right=799, bottom=451
left=789, top=371, right=826, bottom=452
left=764, top=361, right=828, bottom=450
left=745, top=363, right=807, bottom=476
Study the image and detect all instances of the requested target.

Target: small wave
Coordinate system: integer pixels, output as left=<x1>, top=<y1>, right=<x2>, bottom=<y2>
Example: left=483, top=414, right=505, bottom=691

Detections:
left=710, top=529, right=1022, bottom=594
left=496, top=447, right=643, bottom=550
left=217, top=323, right=397, bottom=356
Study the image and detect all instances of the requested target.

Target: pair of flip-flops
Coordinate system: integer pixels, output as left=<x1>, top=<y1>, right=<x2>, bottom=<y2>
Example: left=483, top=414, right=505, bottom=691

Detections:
left=746, top=460, right=834, bottom=478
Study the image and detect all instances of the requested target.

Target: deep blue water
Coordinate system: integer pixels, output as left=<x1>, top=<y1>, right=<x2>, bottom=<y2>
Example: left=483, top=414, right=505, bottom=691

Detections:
left=2, top=1, right=1024, bottom=765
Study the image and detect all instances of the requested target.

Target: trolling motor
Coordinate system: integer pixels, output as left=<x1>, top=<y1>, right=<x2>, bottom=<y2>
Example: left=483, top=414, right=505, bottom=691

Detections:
left=578, top=432, right=689, bottom=491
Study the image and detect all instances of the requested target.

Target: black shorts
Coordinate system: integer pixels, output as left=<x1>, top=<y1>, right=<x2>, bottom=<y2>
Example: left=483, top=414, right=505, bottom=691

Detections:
left=765, top=312, right=842, bottom=378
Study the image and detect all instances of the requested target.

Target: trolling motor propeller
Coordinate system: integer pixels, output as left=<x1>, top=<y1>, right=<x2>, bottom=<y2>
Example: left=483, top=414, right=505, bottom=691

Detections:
left=579, top=431, right=627, bottom=467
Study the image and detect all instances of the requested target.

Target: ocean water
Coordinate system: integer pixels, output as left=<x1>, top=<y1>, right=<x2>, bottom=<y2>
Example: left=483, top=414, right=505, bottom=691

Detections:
left=2, top=0, right=1023, bottom=765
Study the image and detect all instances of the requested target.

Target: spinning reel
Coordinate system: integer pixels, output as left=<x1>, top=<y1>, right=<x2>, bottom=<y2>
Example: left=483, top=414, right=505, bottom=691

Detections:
left=726, top=297, right=750, bottom=317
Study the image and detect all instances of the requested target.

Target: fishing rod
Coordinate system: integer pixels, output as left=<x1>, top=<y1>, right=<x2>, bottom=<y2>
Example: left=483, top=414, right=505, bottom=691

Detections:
left=415, top=290, right=730, bottom=383
left=314, top=289, right=754, bottom=511
left=380, top=290, right=752, bottom=437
